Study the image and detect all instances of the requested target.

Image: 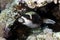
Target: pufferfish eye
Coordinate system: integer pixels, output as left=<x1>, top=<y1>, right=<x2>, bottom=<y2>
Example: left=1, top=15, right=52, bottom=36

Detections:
left=23, top=15, right=30, bottom=19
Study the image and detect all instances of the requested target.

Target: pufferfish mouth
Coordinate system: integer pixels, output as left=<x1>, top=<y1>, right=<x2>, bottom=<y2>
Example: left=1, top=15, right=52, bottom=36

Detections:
left=18, top=18, right=24, bottom=23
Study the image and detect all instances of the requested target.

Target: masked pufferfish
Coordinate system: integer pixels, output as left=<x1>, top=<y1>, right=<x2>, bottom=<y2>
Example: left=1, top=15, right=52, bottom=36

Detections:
left=17, top=11, right=42, bottom=28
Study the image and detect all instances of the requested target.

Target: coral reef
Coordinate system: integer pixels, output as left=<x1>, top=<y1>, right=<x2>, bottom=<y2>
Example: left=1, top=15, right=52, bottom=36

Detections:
left=0, top=0, right=60, bottom=40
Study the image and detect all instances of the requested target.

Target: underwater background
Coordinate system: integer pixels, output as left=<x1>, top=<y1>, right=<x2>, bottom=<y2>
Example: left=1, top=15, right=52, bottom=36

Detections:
left=0, top=0, right=60, bottom=40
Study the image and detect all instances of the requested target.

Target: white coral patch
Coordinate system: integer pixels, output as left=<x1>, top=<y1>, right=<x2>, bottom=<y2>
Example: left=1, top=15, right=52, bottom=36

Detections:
left=24, top=0, right=48, bottom=8
left=53, top=32, right=60, bottom=39
left=26, top=35, right=37, bottom=40
left=0, top=37, right=6, bottom=40
left=43, top=28, right=53, bottom=34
